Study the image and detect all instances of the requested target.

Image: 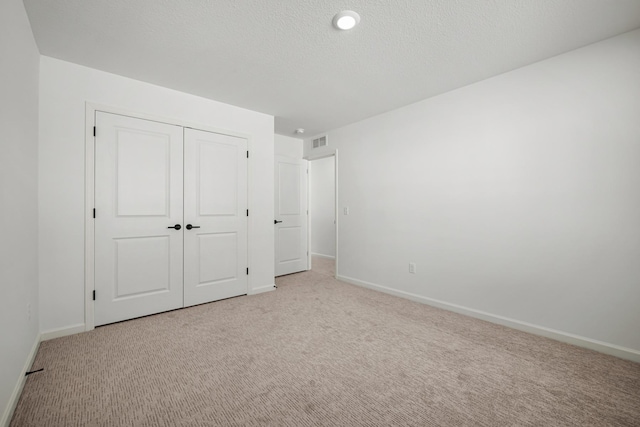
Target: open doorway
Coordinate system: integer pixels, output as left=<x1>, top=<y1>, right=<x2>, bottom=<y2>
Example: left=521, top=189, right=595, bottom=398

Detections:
left=308, top=153, right=337, bottom=277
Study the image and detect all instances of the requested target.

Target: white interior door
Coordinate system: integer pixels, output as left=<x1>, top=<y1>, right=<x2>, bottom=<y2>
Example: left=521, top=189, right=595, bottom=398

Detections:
left=183, top=128, right=248, bottom=306
left=274, top=155, right=308, bottom=276
left=94, top=112, right=184, bottom=326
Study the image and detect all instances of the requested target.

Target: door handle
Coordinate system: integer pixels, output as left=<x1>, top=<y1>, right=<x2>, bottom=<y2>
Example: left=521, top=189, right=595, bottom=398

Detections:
left=186, top=224, right=200, bottom=230
left=274, top=220, right=283, bottom=224
left=167, top=224, right=181, bottom=230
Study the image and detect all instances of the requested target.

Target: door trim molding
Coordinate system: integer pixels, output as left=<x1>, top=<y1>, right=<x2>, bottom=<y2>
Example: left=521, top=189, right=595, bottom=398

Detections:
left=84, top=104, right=96, bottom=331
left=84, top=102, right=253, bottom=331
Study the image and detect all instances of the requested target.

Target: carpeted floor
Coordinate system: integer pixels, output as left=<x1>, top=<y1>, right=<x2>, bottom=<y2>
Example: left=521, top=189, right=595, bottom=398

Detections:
left=11, top=257, right=640, bottom=426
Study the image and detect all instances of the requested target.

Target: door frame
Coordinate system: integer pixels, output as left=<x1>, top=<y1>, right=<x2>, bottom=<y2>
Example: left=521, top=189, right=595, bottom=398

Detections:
left=84, top=102, right=253, bottom=331
left=305, top=150, right=339, bottom=278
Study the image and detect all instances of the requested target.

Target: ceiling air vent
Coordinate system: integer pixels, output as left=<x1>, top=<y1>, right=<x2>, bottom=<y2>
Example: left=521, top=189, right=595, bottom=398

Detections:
left=312, top=135, right=328, bottom=149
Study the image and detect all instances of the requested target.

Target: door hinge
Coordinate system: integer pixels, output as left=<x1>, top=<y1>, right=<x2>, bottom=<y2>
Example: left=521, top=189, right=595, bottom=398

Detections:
left=93, top=126, right=96, bottom=137
left=246, top=268, right=249, bottom=275
left=93, top=208, right=96, bottom=218
left=92, top=290, right=96, bottom=301
left=246, top=209, right=249, bottom=216
left=246, top=151, right=249, bottom=158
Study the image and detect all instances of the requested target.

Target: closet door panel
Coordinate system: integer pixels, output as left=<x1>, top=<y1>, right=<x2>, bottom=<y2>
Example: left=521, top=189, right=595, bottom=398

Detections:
left=183, top=128, right=248, bottom=307
left=94, top=112, right=184, bottom=326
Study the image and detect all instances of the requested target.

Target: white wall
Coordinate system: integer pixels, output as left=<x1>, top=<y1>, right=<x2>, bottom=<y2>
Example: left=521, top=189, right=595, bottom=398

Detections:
left=39, top=57, right=274, bottom=334
left=0, top=0, right=40, bottom=423
left=310, top=157, right=335, bottom=258
left=274, top=134, right=303, bottom=158
left=305, top=29, right=640, bottom=356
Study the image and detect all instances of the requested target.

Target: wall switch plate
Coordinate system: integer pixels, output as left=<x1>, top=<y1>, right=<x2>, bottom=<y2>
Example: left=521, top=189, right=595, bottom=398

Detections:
left=344, top=207, right=349, bottom=215
left=409, top=262, right=416, bottom=274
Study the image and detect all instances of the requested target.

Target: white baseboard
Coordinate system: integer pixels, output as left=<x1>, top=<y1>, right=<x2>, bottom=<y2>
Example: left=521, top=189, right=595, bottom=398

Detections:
left=1, top=333, right=40, bottom=427
left=40, top=323, right=86, bottom=341
left=248, top=284, right=276, bottom=295
left=311, top=253, right=335, bottom=260
left=337, top=274, right=640, bottom=363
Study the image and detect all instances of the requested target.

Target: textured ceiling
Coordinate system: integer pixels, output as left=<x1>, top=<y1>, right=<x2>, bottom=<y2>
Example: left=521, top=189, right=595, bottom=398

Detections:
left=23, top=0, right=640, bottom=136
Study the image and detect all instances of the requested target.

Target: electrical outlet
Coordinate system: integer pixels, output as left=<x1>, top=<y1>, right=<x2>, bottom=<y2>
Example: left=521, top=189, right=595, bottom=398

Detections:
left=344, top=207, right=350, bottom=215
left=409, top=262, right=416, bottom=274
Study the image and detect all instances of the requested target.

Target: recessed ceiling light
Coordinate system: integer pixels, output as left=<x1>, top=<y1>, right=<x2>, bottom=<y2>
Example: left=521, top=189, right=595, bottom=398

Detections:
left=333, top=10, right=360, bottom=31
left=295, top=128, right=305, bottom=134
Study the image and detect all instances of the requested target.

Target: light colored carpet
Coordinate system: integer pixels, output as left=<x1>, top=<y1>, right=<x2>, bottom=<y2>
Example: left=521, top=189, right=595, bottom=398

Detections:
left=11, top=258, right=640, bottom=426
left=309, top=256, right=335, bottom=277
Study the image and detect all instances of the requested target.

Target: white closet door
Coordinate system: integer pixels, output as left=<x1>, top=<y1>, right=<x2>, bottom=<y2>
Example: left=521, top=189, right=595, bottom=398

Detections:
left=183, top=128, right=248, bottom=307
left=94, top=112, right=184, bottom=326
left=274, top=155, right=309, bottom=276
